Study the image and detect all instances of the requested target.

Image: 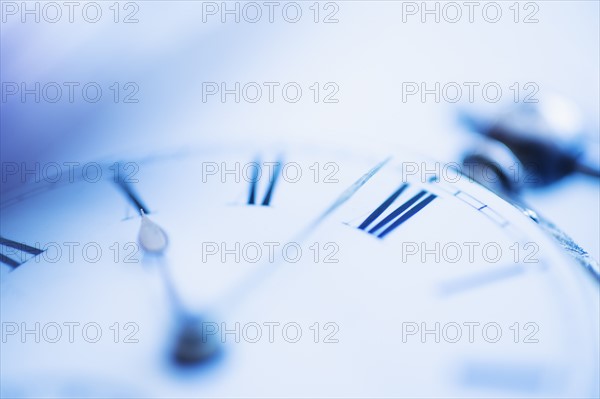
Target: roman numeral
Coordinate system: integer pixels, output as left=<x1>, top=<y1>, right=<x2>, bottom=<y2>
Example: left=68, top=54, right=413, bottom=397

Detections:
left=248, top=161, right=282, bottom=206
left=358, top=184, right=436, bottom=238
left=0, top=236, right=44, bottom=269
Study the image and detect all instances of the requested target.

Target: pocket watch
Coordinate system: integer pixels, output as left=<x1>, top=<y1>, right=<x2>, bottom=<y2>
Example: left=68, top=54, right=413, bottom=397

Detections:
left=1, top=141, right=598, bottom=398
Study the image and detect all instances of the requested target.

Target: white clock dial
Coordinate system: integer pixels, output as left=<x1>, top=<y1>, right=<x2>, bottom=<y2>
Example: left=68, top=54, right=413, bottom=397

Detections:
left=1, top=143, right=598, bottom=398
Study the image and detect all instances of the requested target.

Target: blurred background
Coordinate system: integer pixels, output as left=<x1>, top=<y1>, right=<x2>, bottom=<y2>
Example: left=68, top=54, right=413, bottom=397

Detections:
left=1, top=1, right=599, bottom=254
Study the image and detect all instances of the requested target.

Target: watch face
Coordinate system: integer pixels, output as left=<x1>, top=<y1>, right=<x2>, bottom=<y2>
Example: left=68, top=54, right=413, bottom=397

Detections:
left=2, top=1, right=599, bottom=397
left=1, top=143, right=598, bottom=398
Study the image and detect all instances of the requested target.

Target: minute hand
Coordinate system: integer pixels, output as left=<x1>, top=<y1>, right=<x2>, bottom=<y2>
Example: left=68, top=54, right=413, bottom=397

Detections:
left=214, top=156, right=391, bottom=314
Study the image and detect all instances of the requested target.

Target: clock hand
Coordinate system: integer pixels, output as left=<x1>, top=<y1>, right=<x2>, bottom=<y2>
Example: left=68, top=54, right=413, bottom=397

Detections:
left=214, top=156, right=391, bottom=314
left=137, top=211, right=220, bottom=366
left=138, top=210, right=168, bottom=253
left=124, top=157, right=390, bottom=365
left=295, top=156, right=391, bottom=239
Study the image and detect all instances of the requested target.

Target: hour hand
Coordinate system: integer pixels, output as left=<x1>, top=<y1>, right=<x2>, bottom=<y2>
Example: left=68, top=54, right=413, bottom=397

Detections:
left=138, top=212, right=221, bottom=366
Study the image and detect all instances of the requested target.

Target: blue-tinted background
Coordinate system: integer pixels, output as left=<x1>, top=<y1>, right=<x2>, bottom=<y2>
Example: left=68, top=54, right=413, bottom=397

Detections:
left=1, top=2, right=599, bottom=397
left=2, top=1, right=598, bottom=256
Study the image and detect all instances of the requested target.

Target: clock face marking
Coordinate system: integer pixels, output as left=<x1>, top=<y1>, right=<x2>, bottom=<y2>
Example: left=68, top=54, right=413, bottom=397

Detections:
left=438, top=264, right=525, bottom=296
left=0, top=146, right=597, bottom=398
left=358, top=183, right=409, bottom=231
left=116, top=178, right=150, bottom=215
left=247, top=160, right=282, bottom=206
left=358, top=185, right=437, bottom=238
left=461, top=362, right=544, bottom=392
left=0, top=236, right=44, bottom=269
left=292, top=157, right=391, bottom=238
